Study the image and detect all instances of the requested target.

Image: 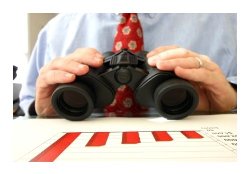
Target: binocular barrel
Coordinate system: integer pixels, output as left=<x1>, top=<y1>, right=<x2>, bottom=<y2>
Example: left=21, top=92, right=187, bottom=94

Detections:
left=153, top=78, right=198, bottom=119
left=51, top=78, right=198, bottom=121
left=51, top=82, right=95, bottom=121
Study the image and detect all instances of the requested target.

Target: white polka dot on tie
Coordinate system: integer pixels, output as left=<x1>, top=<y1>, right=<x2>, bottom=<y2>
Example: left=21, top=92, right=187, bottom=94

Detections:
left=123, top=97, right=133, bottom=108
left=137, top=28, right=142, bottom=38
left=122, top=26, right=131, bottom=35
left=130, top=14, right=138, bottom=23
left=115, top=42, right=122, bottom=51
left=128, top=40, right=137, bottom=50
left=118, top=85, right=127, bottom=91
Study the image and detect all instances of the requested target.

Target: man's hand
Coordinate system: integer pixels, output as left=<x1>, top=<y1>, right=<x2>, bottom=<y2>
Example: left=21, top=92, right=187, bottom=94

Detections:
left=35, top=48, right=104, bottom=116
left=147, top=45, right=236, bottom=113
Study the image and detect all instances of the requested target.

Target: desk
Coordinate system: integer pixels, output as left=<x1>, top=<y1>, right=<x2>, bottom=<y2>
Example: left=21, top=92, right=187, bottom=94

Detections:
left=12, top=114, right=236, bottom=162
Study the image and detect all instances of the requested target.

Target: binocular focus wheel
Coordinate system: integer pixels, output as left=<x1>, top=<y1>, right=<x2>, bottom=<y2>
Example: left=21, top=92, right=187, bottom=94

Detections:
left=51, top=83, right=94, bottom=121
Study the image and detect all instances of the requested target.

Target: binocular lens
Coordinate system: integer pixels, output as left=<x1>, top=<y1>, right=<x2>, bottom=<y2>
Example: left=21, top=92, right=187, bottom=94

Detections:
left=161, top=88, right=187, bottom=107
left=154, top=79, right=198, bottom=119
left=51, top=83, right=94, bottom=121
left=59, top=90, right=88, bottom=111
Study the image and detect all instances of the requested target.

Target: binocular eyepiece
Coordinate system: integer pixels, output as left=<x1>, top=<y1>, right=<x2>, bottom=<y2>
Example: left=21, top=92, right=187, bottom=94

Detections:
left=51, top=49, right=199, bottom=121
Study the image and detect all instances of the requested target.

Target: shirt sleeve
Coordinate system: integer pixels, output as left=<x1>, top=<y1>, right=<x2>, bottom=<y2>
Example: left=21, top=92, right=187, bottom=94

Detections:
left=19, top=25, right=51, bottom=116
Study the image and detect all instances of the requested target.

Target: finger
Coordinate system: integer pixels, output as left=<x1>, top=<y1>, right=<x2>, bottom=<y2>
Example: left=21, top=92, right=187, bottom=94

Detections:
left=188, top=82, right=211, bottom=112
left=147, top=45, right=179, bottom=57
left=155, top=57, right=205, bottom=71
left=41, top=58, right=90, bottom=76
left=198, top=54, right=218, bottom=71
left=37, top=70, right=76, bottom=88
left=150, top=54, right=217, bottom=72
left=174, top=66, right=213, bottom=85
left=148, top=47, right=199, bottom=66
left=191, top=55, right=219, bottom=71
left=68, top=48, right=104, bottom=67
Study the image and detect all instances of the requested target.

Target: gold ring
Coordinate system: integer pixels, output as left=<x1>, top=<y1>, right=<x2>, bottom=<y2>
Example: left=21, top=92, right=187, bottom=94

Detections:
left=194, top=57, right=203, bottom=68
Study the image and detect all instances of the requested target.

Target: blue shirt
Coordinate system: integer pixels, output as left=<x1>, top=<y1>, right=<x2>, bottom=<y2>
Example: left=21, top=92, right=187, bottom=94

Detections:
left=19, top=13, right=237, bottom=116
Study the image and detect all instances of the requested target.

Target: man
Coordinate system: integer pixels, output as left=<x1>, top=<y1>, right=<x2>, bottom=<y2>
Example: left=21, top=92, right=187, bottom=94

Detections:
left=19, top=13, right=237, bottom=118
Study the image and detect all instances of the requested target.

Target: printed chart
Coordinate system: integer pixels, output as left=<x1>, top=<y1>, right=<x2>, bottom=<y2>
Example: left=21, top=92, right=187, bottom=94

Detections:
left=17, top=129, right=236, bottom=162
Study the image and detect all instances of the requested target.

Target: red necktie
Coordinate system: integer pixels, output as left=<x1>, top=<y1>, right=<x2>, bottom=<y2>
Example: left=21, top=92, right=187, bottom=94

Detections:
left=104, top=13, right=147, bottom=117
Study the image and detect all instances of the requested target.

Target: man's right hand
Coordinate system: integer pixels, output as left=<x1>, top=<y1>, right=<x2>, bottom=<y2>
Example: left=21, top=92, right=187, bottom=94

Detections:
left=35, top=48, right=104, bottom=117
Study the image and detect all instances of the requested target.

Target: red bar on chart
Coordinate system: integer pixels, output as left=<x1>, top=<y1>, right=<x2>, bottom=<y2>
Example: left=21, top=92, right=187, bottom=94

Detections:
left=152, top=131, right=173, bottom=141
left=122, top=131, right=141, bottom=144
left=86, top=132, right=110, bottom=146
left=181, top=131, right=203, bottom=139
left=30, top=132, right=81, bottom=162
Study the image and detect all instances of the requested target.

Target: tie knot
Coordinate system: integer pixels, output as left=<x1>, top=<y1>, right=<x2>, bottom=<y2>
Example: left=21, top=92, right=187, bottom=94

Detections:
left=113, top=13, right=144, bottom=53
left=120, top=13, right=139, bottom=24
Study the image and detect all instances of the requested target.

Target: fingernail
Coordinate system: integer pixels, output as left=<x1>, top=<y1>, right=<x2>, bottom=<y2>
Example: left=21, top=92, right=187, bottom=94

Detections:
left=78, top=64, right=85, bottom=69
left=148, top=57, right=156, bottom=65
left=147, top=51, right=155, bottom=57
left=94, top=56, right=103, bottom=64
left=64, top=73, right=73, bottom=78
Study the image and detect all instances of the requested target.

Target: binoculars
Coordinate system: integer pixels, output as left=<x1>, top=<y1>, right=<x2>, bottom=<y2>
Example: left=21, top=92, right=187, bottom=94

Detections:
left=51, top=49, right=198, bottom=121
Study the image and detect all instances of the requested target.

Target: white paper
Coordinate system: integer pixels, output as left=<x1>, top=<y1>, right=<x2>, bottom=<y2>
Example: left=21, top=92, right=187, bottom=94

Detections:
left=12, top=114, right=237, bottom=162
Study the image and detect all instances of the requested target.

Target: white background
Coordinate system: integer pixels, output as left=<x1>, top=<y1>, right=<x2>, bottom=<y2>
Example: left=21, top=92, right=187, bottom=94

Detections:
left=0, top=0, right=248, bottom=173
